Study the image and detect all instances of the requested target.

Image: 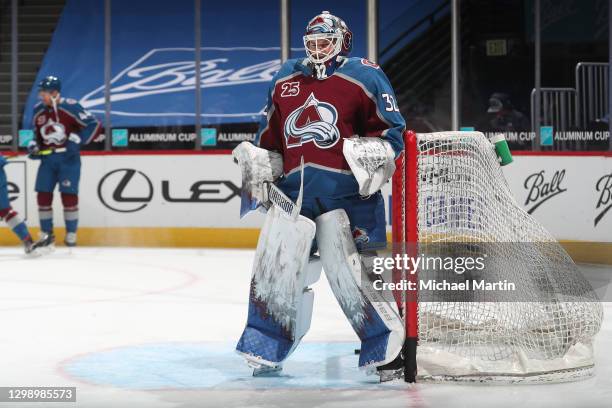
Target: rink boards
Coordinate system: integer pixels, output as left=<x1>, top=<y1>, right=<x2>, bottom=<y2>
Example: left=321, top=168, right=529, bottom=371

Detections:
left=0, top=151, right=611, bottom=261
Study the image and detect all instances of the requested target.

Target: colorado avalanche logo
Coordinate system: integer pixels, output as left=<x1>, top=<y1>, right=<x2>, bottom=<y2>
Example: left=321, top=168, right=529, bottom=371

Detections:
left=40, top=119, right=67, bottom=146
left=309, top=16, right=335, bottom=33
left=352, top=227, right=370, bottom=246
left=284, top=93, right=340, bottom=149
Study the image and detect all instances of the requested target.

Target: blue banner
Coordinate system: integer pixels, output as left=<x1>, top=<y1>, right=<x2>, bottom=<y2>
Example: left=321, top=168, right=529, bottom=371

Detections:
left=22, top=0, right=366, bottom=129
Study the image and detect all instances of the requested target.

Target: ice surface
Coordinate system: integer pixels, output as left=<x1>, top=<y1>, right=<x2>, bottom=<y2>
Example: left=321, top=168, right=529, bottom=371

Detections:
left=0, top=247, right=610, bottom=408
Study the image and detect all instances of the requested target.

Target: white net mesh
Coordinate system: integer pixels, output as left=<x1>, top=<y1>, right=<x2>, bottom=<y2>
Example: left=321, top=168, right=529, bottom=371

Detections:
left=396, top=131, right=603, bottom=383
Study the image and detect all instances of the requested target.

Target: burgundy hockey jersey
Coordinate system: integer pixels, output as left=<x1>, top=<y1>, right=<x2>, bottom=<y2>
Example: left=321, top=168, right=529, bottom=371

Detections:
left=257, top=57, right=405, bottom=198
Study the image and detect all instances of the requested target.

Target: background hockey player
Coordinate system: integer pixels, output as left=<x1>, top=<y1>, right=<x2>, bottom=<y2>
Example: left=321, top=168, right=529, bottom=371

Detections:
left=0, top=154, right=46, bottom=255
left=28, top=76, right=103, bottom=247
left=233, top=11, right=407, bottom=381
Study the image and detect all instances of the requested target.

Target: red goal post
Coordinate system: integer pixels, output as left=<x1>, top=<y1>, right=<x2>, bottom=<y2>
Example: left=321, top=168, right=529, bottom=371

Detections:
left=391, top=130, right=418, bottom=382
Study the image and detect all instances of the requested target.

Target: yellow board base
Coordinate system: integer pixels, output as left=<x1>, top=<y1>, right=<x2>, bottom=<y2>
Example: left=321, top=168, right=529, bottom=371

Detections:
left=0, top=227, right=610, bottom=264
left=0, top=227, right=261, bottom=248
left=556, top=240, right=612, bottom=266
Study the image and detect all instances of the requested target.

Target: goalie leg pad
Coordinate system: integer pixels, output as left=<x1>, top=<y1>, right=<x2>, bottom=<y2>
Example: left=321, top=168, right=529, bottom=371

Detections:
left=315, top=209, right=404, bottom=370
left=290, top=255, right=322, bottom=354
left=236, top=206, right=320, bottom=367
left=305, top=255, right=322, bottom=287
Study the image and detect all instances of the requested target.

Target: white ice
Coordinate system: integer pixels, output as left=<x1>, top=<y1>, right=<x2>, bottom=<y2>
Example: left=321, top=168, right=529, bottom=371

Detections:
left=0, top=247, right=611, bottom=408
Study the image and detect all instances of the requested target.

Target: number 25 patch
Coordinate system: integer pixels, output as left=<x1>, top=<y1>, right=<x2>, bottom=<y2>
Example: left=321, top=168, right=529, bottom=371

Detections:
left=280, top=82, right=300, bottom=97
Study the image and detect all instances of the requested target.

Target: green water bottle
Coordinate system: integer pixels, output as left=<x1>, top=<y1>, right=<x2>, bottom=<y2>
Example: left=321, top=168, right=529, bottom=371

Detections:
left=489, top=133, right=513, bottom=166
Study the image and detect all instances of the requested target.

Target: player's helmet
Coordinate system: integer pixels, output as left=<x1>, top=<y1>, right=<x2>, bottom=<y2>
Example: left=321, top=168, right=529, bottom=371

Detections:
left=303, top=11, right=352, bottom=80
left=38, top=76, right=62, bottom=92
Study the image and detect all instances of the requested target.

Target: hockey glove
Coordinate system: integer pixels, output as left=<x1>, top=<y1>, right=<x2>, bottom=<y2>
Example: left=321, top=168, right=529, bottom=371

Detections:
left=232, top=142, right=283, bottom=213
left=27, top=141, right=41, bottom=160
left=66, top=133, right=81, bottom=157
left=343, top=137, right=396, bottom=196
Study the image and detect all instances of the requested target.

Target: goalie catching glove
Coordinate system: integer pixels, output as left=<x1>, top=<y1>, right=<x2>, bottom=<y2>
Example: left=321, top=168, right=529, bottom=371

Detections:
left=343, top=137, right=396, bottom=196
left=232, top=141, right=284, bottom=208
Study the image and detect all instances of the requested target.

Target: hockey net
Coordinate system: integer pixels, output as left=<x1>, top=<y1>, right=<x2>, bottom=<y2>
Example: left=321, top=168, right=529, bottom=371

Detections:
left=391, top=131, right=603, bottom=383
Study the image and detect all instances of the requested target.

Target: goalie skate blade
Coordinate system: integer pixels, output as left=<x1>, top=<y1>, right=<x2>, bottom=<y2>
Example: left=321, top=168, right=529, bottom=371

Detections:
left=379, top=368, right=404, bottom=383
left=252, top=365, right=282, bottom=377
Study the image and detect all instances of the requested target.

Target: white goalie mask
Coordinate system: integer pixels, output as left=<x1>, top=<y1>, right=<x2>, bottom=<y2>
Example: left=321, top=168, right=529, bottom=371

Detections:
left=303, top=31, right=344, bottom=64
left=303, top=11, right=352, bottom=79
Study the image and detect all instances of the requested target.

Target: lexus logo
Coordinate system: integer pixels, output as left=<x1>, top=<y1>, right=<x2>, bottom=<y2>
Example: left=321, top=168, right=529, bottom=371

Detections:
left=98, top=169, right=153, bottom=213
left=97, top=168, right=241, bottom=213
left=7, top=182, right=19, bottom=203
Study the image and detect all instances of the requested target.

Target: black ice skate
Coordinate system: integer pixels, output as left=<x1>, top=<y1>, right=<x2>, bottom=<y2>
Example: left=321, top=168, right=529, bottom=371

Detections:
left=247, top=360, right=283, bottom=377
left=23, top=237, right=40, bottom=257
left=24, top=233, right=54, bottom=256
left=376, top=353, right=404, bottom=383
left=36, top=232, right=56, bottom=254
left=252, top=365, right=282, bottom=377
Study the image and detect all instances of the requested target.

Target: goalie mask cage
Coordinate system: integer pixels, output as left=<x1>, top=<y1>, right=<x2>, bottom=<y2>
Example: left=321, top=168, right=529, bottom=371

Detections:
left=391, top=130, right=603, bottom=383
